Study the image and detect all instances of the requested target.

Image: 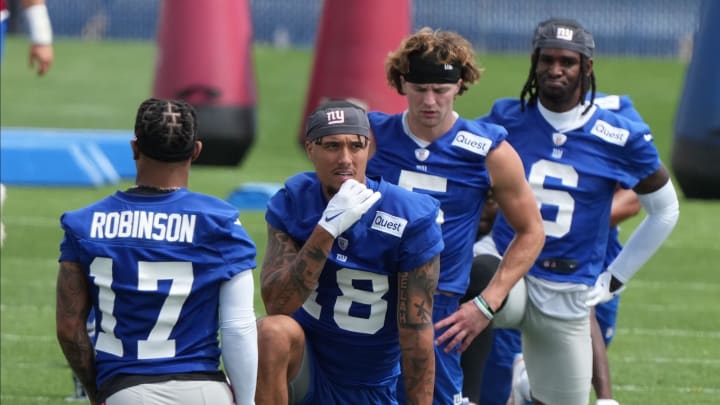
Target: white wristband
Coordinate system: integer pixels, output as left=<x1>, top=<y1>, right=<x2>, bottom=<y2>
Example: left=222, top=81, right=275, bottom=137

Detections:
left=24, top=4, right=53, bottom=45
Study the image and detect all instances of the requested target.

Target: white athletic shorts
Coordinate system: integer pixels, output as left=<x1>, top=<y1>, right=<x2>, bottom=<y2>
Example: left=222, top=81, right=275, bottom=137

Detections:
left=105, top=379, right=234, bottom=405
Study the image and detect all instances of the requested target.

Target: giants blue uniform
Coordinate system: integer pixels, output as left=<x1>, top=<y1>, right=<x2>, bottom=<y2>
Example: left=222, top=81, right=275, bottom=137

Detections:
left=266, top=173, right=444, bottom=404
left=489, top=98, right=658, bottom=284
left=59, top=189, right=257, bottom=391
left=478, top=94, right=652, bottom=404
left=368, top=111, right=506, bottom=404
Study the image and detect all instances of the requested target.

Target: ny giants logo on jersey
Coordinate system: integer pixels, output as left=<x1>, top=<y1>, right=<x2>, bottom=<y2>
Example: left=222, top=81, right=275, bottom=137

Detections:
left=590, top=120, right=630, bottom=146
left=371, top=211, right=407, bottom=238
left=451, top=130, right=492, bottom=156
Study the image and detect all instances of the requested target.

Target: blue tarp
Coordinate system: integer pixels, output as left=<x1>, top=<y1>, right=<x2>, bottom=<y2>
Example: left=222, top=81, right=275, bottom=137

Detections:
left=0, top=127, right=135, bottom=186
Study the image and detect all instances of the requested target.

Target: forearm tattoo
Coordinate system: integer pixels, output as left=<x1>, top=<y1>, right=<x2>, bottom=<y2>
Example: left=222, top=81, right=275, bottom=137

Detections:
left=398, top=255, right=439, bottom=329
left=56, top=262, right=98, bottom=400
left=261, top=225, right=329, bottom=314
left=397, top=255, right=439, bottom=403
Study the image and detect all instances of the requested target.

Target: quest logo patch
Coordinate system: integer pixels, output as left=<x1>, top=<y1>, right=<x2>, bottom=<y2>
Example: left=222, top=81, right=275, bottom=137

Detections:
left=451, top=130, right=492, bottom=156
left=590, top=120, right=629, bottom=146
left=371, top=211, right=408, bottom=238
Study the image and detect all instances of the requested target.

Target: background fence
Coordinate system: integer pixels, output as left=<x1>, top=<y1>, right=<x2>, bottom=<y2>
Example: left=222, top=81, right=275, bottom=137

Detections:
left=6, top=0, right=701, bottom=57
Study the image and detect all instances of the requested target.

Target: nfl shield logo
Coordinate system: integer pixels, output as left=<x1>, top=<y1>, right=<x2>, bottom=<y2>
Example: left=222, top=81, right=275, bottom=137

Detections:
left=414, top=148, right=430, bottom=161
left=552, top=132, right=567, bottom=146
left=338, top=237, right=348, bottom=250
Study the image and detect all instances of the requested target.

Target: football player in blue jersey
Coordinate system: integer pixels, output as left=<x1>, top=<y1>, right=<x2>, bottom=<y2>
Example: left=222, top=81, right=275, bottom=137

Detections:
left=366, top=27, right=545, bottom=405
left=468, top=94, right=647, bottom=405
left=256, top=100, right=444, bottom=405
left=436, top=18, right=679, bottom=405
left=56, top=98, right=259, bottom=405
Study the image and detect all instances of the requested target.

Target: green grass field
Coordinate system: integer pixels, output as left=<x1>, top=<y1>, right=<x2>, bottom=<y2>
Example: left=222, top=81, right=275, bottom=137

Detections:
left=1, top=37, right=719, bottom=404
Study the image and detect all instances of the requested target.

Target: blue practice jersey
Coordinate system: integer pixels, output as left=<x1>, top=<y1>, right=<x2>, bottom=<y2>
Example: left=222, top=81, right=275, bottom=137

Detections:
left=367, top=111, right=506, bottom=294
left=59, top=189, right=257, bottom=389
left=477, top=94, right=650, bottom=404
left=265, top=173, right=444, bottom=388
left=482, top=99, right=660, bottom=285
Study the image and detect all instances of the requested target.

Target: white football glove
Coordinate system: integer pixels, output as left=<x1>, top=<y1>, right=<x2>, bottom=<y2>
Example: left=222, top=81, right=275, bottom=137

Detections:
left=318, top=179, right=381, bottom=238
left=585, top=271, right=626, bottom=306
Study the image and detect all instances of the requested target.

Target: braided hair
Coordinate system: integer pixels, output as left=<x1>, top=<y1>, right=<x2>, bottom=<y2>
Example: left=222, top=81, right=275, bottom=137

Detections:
left=134, top=98, right=198, bottom=162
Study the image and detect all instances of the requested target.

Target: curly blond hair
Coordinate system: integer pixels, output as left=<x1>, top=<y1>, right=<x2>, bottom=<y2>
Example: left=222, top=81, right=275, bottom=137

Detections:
left=385, top=27, right=483, bottom=96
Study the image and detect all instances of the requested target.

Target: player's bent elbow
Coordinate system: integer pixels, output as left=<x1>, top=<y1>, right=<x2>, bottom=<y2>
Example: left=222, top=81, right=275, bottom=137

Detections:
left=639, top=180, right=680, bottom=227
left=56, top=318, right=86, bottom=344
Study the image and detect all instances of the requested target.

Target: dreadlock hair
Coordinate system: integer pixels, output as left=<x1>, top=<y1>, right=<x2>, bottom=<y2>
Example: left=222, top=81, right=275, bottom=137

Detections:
left=520, top=49, right=597, bottom=115
left=134, top=98, right=198, bottom=162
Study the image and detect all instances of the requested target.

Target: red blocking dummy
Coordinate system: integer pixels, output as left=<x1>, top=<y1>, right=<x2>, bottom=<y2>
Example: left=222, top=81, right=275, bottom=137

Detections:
left=298, top=0, right=411, bottom=144
left=153, top=0, right=257, bottom=166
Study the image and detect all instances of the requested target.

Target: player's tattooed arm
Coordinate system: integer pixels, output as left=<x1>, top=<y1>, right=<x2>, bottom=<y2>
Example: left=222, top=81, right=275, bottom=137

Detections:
left=398, top=255, right=440, bottom=405
left=260, top=224, right=333, bottom=315
left=56, top=261, right=99, bottom=405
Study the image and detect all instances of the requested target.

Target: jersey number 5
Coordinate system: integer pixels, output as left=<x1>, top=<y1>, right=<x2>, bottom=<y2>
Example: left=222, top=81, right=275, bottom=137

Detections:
left=90, top=257, right=193, bottom=359
left=398, top=169, right=447, bottom=224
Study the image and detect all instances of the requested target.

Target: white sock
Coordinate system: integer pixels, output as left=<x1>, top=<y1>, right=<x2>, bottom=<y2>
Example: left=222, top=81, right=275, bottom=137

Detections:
left=517, top=368, right=531, bottom=400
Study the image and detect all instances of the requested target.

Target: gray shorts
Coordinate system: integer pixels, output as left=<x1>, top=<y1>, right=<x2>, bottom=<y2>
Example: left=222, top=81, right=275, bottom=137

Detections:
left=495, top=278, right=593, bottom=405
left=105, top=379, right=234, bottom=405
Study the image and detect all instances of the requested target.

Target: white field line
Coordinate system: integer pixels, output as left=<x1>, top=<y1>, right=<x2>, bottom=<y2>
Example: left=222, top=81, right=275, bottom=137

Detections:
left=0, top=394, right=55, bottom=403
left=4, top=216, right=58, bottom=227
left=1, top=334, right=55, bottom=342
left=615, top=384, right=720, bottom=395
left=629, top=303, right=719, bottom=312
left=618, top=327, right=720, bottom=339
left=630, top=280, right=720, bottom=292
left=615, top=356, right=720, bottom=366
left=0, top=303, right=54, bottom=312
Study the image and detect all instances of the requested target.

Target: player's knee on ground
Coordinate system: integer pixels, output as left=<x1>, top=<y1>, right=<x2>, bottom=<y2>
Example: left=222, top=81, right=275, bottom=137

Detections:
left=461, top=254, right=501, bottom=303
